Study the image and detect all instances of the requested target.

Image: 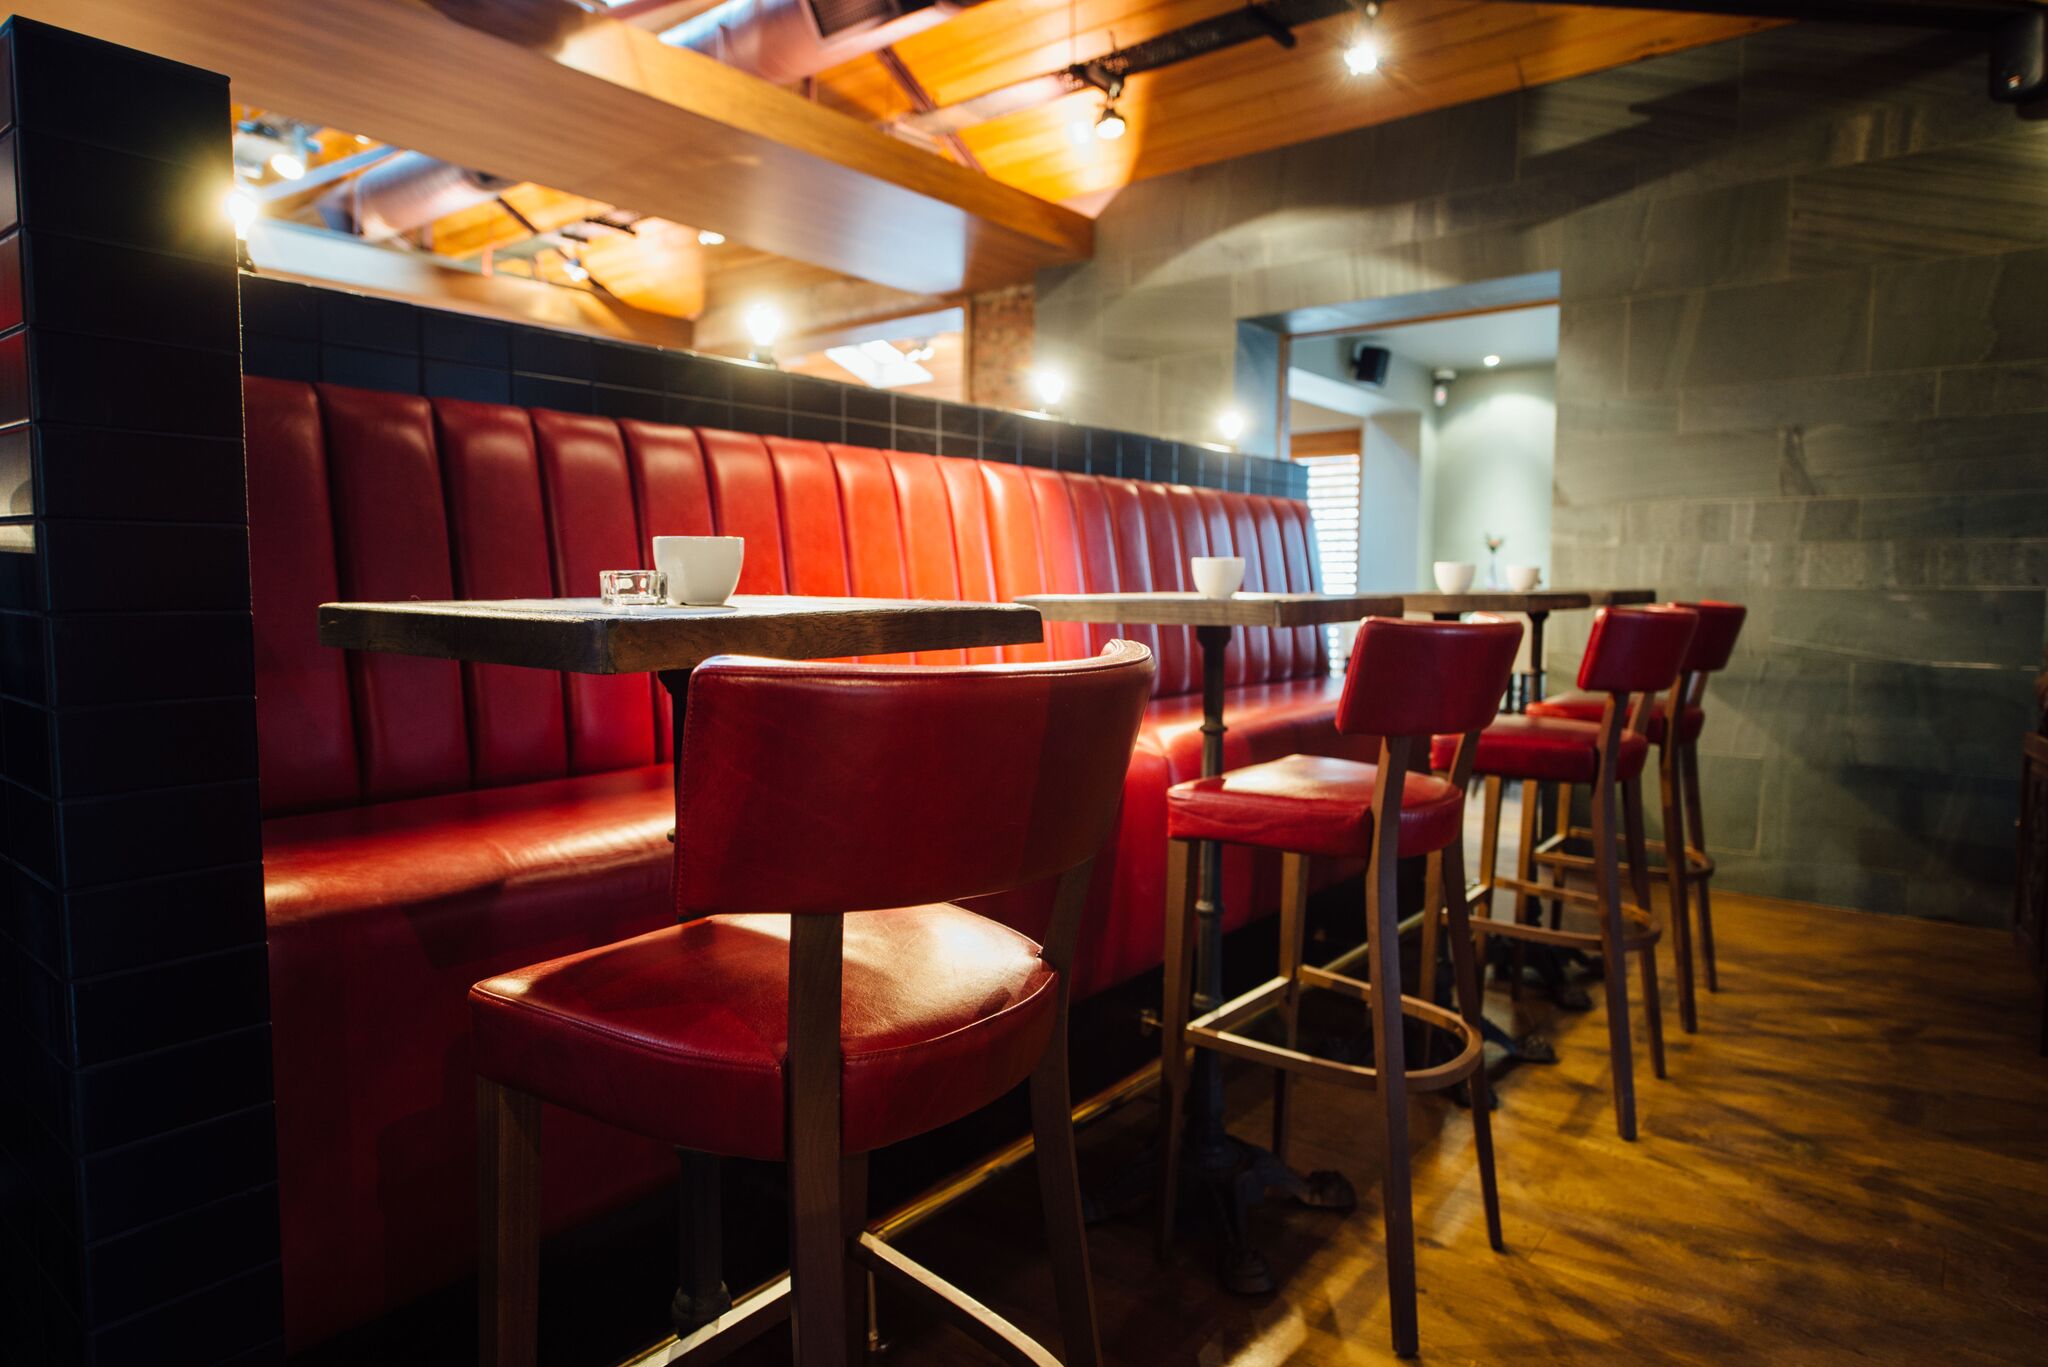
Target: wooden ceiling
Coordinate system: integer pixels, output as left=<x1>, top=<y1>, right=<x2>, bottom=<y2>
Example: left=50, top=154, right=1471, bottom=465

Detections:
left=814, top=0, right=1780, bottom=204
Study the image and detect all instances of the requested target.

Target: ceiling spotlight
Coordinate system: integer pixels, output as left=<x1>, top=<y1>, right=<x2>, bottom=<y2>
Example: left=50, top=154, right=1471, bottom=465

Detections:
left=1483, top=354, right=1501, bottom=367
left=269, top=151, right=307, bottom=181
left=224, top=187, right=260, bottom=240
left=1094, top=101, right=1127, bottom=141
left=696, top=229, right=725, bottom=246
left=1031, top=368, right=1066, bottom=410
left=1216, top=409, right=1245, bottom=441
left=560, top=254, right=590, bottom=283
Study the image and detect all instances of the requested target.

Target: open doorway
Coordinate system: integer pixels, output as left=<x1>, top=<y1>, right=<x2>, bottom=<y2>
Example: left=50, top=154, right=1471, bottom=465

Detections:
left=1283, top=300, right=1559, bottom=652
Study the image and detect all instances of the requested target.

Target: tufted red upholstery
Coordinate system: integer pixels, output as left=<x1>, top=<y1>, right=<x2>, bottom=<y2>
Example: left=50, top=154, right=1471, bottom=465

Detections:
left=1523, top=692, right=1706, bottom=744
left=244, top=377, right=1335, bottom=1350
left=1167, top=754, right=1465, bottom=858
left=1429, top=715, right=1651, bottom=784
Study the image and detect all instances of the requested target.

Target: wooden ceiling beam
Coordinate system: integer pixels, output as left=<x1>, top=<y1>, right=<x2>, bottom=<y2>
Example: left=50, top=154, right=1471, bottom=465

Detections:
left=14, top=0, right=1092, bottom=294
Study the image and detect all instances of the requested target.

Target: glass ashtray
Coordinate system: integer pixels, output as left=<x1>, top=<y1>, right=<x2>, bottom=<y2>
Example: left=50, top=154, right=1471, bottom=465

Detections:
left=599, top=569, right=666, bottom=608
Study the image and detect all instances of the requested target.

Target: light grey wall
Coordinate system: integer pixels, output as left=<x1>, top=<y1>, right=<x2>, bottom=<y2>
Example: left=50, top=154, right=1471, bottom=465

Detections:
left=1433, top=365, right=1556, bottom=583
left=1035, top=24, right=2048, bottom=922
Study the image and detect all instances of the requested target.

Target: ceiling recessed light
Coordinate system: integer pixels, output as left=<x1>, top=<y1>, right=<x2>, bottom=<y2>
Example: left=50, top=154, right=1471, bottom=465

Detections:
left=1344, top=40, right=1380, bottom=75
left=696, top=229, right=725, bottom=246
left=1483, top=354, right=1501, bottom=367
left=269, top=151, right=307, bottom=181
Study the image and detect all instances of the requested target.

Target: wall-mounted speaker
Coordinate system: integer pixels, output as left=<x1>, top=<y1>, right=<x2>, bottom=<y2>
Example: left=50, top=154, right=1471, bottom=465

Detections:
left=1351, top=343, right=1391, bottom=386
left=1991, top=14, right=2046, bottom=104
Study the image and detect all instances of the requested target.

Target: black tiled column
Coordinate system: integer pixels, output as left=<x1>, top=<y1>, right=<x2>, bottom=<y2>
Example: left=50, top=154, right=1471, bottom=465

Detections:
left=0, top=19, right=280, bottom=1366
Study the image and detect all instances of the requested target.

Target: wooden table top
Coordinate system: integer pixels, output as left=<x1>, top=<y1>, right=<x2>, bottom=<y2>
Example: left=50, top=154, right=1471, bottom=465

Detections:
left=1401, top=587, right=1656, bottom=614
left=1016, top=591, right=1405, bottom=629
left=317, top=595, right=1044, bottom=674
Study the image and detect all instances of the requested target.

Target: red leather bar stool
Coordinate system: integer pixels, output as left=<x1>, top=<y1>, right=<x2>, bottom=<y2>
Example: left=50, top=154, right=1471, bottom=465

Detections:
left=1525, top=601, right=1748, bottom=1033
left=1158, top=615, right=1523, bottom=1359
left=1438, top=604, right=1699, bottom=1142
left=470, top=642, right=1155, bottom=1367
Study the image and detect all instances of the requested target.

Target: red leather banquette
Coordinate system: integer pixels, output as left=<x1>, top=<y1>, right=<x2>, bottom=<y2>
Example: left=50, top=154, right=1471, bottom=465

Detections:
left=246, top=377, right=1364, bottom=1349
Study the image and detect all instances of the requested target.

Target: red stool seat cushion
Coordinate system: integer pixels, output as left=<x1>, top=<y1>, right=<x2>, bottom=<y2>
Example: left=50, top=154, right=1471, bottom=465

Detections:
left=1430, top=715, right=1650, bottom=784
left=1165, top=754, right=1465, bottom=859
left=1523, top=690, right=1705, bottom=744
left=471, top=905, right=1058, bottom=1161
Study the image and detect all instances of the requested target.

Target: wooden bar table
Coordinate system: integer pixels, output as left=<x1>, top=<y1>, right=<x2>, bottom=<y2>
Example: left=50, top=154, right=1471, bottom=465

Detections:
left=1019, top=590, right=1400, bottom=1293
left=320, top=593, right=1041, bottom=1343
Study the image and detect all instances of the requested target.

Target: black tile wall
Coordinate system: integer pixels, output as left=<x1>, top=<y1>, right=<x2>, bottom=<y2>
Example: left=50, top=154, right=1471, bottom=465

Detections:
left=0, top=18, right=280, bottom=1366
left=240, top=274, right=1308, bottom=499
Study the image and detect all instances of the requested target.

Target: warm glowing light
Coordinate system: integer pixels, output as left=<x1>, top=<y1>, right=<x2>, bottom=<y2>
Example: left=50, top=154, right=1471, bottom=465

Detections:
left=561, top=255, right=590, bottom=283
left=1344, top=39, right=1381, bottom=75
left=1217, top=410, right=1245, bottom=441
left=269, top=151, right=307, bottom=181
left=1031, top=368, right=1067, bottom=409
left=1094, top=104, right=1127, bottom=141
left=696, top=229, right=726, bottom=246
left=225, top=188, right=260, bottom=239
left=745, top=303, right=783, bottom=349
left=1483, top=354, right=1501, bottom=367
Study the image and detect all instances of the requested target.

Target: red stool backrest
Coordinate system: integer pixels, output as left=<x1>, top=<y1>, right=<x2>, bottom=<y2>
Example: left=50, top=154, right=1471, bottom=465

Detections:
left=1335, top=615, right=1524, bottom=738
left=1576, top=605, right=1700, bottom=695
left=673, top=641, right=1156, bottom=915
left=1674, top=600, right=1746, bottom=675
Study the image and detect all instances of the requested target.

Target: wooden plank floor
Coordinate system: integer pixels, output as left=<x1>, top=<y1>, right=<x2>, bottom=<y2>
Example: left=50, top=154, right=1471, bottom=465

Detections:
left=728, top=892, right=2048, bottom=1365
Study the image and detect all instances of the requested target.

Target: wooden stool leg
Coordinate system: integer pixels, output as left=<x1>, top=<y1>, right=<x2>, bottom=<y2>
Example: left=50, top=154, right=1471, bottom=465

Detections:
left=1548, top=781, right=1571, bottom=928
left=1417, top=850, right=1442, bottom=1012
left=1474, top=775, right=1502, bottom=963
left=478, top=1079, right=542, bottom=1367
left=1590, top=777, right=1637, bottom=1141
left=1622, top=778, right=1667, bottom=1082
left=1658, top=738, right=1697, bottom=1033
left=1511, top=779, right=1540, bottom=1000
left=1157, top=838, right=1198, bottom=1257
left=1030, top=1007, right=1103, bottom=1367
left=1439, top=838, right=1503, bottom=1253
left=787, top=918, right=851, bottom=1367
left=1681, top=740, right=1719, bottom=991
left=1273, top=851, right=1310, bottom=1163
left=841, top=1154, right=870, bottom=1362
left=1366, top=741, right=1419, bottom=1358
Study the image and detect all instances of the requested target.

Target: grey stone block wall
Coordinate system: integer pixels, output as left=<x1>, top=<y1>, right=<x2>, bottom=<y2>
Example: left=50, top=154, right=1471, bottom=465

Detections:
left=1036, top=24, right=2048, bottom=923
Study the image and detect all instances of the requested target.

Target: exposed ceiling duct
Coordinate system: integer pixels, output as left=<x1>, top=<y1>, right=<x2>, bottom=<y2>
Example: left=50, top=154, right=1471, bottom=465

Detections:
left=317, top=151, right=518, bottom=241
left=662, top=0, right=979, bottom=85
left=893, top=0, right=1361, bottom=142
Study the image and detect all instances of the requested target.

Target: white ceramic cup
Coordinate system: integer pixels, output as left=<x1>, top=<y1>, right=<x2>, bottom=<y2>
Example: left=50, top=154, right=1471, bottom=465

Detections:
left=653, top=536, right=744, bottom=606
left=1432, top=560, right=1477, bottom=594
left=1505, top=563, right=1542, bottom=592
left=1190, top=555, right=1246, bottom=599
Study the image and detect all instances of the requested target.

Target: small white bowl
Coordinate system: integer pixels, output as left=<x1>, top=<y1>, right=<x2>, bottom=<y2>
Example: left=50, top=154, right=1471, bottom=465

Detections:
left=1505, top=563, right=1542, bottom=592
left=1432, top=561, right=1477, bottom=594
left=1190, top=556, right=1246, bottom=599
left=653, top=536, right=745, bottom=606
